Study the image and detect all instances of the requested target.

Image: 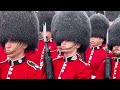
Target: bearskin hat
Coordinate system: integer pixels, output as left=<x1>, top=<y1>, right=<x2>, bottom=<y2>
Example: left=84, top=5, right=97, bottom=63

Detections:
left=51, top=11, right=91, bottom=52
left=55, top=11, right=61, bottom=14
left=118, top=13, right=120, bottom=18
left=36, top=11, right=55, bottom=32
left=90, top=13, right=109, bottom=44
left=0, top=11, right=39, bottom=52
left=85, top=11, right=96, bottom=17
left=95, top=11, right=104, bottom=15
left=108, top=17, right=120, bottom=50
left=105, top=11, right=120, bottom=22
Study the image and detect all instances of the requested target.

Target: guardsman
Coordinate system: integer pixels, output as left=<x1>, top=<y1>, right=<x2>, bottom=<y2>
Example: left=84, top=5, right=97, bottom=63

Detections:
left=96, top=17, right=120, bottom=79
left=85, top=13, right=110, bottom=79
left=51, top=11, right=92, bottom=79
left=25, top=11, right=59, bottom=71
left=0, top=11, right=44, bottom=79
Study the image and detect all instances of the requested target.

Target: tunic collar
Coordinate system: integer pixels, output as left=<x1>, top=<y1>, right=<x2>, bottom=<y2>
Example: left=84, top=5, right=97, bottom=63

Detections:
left=64, top=54, right=78, bottom=62
left=90, top=45, right=103, bottom=50
left=8, top=57, right=26, bottom=66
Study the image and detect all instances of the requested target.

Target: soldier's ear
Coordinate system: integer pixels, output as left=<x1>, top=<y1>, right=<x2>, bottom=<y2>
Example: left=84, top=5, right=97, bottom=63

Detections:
left=23, top=43, right=28, bottom=49
left=100, top=38, right=104, bottom=43
left=76, top=44, right=81, bottom=49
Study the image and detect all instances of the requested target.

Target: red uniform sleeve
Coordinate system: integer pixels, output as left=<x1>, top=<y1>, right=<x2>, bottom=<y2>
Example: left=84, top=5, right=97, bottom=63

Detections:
left=95, top=52, right=114, bottom=79
left=75, top=60, right=92, bottom=79
left=28, top=68, right=46, bottom=79
left=0, top=46, right=7, bottom=62
left=49, top=41, right=59, bottom=59
left=95, top=61, right=105, bottom=79
left=25, top=50, right=41, bottom=66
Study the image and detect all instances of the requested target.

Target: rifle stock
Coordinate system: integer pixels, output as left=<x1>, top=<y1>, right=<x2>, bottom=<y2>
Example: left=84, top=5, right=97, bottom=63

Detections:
left=44, top=37, right=54, bottom=79
left=104, top=29, right=111, bottom=79
left=104, top=47, right=111, bottom=79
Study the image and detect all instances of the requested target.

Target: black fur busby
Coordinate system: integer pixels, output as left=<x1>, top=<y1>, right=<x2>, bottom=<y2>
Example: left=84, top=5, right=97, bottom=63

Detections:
left=108, top=17, right=120, bottom=50
left=95, top=11, right=104, bottom=15
left=51, top=11, right=91, bottom=52
left=85, top=11, right=96, bottom=17
left=36, top=11, right=55, bottom=32
left=55, top=11, right=61, bottom=14
left=105, top=11, right=120, bottom=22
left=90, top=13, right=109, bottom=44
left=0, top=11, right=39, bottom=52
left=118, top=13, right=120, bottom=18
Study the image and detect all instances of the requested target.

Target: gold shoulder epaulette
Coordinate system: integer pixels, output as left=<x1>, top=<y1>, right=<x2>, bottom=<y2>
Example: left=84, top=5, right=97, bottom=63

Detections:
left=27, top=60, right=40, bottom=70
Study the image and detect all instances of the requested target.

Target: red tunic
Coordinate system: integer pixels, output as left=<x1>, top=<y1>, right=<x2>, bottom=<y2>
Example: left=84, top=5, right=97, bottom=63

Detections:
left=53, top=54, right=92, bottom=79
left=25, top=50, right=40, bottom=65
left=96, top=55, right=120, bottom=79
left=0, top=57, right=45, bottom=79
left=0, top=46, right=7, bottom=62
left=85, top=45, right=108, bottom=77
left=37, top=39, right=58, bottom=60
left=25, top=39, right=59, bottom=67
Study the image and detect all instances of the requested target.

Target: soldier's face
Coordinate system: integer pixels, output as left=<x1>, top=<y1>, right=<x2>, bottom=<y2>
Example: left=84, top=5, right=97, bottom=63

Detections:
left=41, top=31, right=52, bottom=40
left=112, top=46, right=120, bottom=57
left=5, top=40, right=28, bottom=59
left=59, top=40, right=80, bottom=53
left=90, top=37, right=104, bottom=47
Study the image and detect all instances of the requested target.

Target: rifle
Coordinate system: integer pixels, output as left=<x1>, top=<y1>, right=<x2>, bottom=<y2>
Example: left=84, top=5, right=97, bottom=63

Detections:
left=43, top=23, right=54, bottom=79
left=104, top=29, right=111, bottom=79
